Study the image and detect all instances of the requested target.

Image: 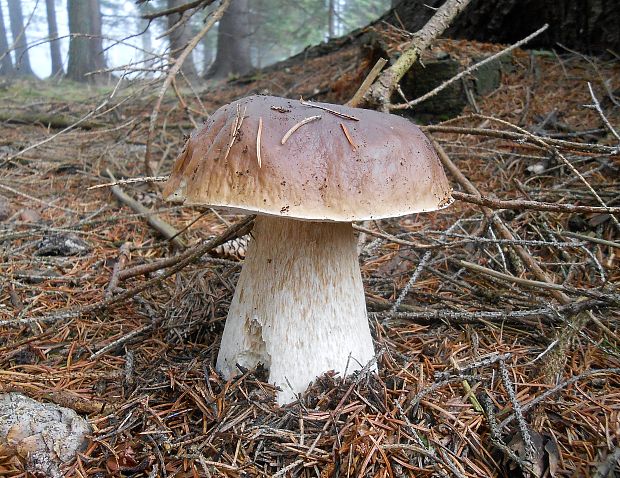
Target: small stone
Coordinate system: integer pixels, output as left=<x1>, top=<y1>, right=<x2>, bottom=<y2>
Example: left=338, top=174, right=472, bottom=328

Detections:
left=19, top=208, right=41, bottom=223
left=0, top=393, right=91, bottom=478
left=36, top=233, right=91, bottom=256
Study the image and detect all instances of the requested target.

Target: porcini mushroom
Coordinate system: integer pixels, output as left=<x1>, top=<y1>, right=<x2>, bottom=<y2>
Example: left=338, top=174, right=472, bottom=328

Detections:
left=163, top=95, right=452, bottom=404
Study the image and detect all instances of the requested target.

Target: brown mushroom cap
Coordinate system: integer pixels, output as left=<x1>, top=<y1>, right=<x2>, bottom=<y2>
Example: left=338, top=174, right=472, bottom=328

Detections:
left=163, top=95, right=452, bottom=221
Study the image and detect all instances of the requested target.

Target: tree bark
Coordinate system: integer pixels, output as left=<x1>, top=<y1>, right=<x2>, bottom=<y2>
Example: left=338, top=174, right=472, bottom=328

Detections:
left=66, top=0, right=106, bottom=82
left=207, top=0, right=252, bottom=79
left=201, top=33, right=213, bottom=75
left=89, top=0, right=105, bottom=71
left=7, top=0, right=34, bottom=76
left=387, top=0, right=620, bottom=53
left=45, top=0, right=63, bottom=77
left=328, top=0, right=336, bottom=38
left=0, top=2, right=14, bottom=76
left=167, top=0, right=198, bottom=79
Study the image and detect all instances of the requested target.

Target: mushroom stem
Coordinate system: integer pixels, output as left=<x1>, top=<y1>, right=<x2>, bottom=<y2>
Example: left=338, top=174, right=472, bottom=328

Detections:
left=216, top=215, right=376, bottom=404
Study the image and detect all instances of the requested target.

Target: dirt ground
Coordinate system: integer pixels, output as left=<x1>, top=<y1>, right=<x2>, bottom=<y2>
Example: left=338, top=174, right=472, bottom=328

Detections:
left=1, top=28, right=619, bottom=477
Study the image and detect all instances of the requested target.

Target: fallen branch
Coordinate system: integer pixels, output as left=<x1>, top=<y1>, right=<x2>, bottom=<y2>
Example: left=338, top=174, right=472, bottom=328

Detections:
left=0, top=111, right=105, bottom=129
left=346, top=58, right=388, bottom=108
left=432, top=138, right=571, bottom=305
left=107, top=170, right=186, bottom=249
left=393, top=24, right=548, bottom=110
left=105, top=242, right=132, bottom=299
left=0, top=215, right=255, bottom=327
left=452, top=191, right=620, bottom=214
left=425, top=125, right=617, bottom=154
left=364, top=0, right=473, bottom=111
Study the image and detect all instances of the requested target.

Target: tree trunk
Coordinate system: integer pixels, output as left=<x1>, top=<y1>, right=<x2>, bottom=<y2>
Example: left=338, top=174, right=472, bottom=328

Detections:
left=7, top=0, right=34, bottom=76
left=66, top=0, right=106, bottom=82
left=0, top=1, right=14, bottom=77
left=45, top=0, right=63, bottom=77
left=328, top=0, right=336, bottom=38
left=88, top=0, right=106, bottom=71
left=201, top=32, right=214, bottom=75
left=167, top=0, right=198, bottom=79
left=387, top=0, right=620, bottom=53
left=207, top=0, right=252, bottom=79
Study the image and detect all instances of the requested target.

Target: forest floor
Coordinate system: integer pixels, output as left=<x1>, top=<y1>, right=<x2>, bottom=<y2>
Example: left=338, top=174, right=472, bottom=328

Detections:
left=0, top=24, right=619, bottom=478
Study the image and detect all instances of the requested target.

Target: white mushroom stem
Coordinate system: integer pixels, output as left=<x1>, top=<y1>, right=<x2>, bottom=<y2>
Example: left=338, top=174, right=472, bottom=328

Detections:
left=216, top=215, right=376, bottom=404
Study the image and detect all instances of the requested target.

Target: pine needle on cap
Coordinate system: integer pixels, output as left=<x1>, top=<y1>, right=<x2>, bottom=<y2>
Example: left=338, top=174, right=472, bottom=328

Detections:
left=257, top=117, right=263, bottom=168
left=340, top=123, right=357, bottom=150
left=281, top=115, right=322, bottom=145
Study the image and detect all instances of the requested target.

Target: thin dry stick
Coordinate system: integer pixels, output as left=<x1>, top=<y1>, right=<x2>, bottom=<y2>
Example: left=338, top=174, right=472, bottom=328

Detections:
left=424, top=125, right=616, bottom=154
left=498, top=368, right=620, bottom=430
left=352, top=224, right=437, bottom=249
left=499, top=359, right=538, bottom=464
left=88, top=176, right=169, bottom=190
left=89, top=322, right=154, bottom=360
left=392, top=24, right=548, bottom=110
left=346, top=58, right=388, bottom=108
left=560, top=231, right=620, bottom=250
left=105, top=242, right=132, bottom=299
left=586, top=81, right=620, bottom=144
left=299, top=99, right=359, bottom=121
left=451, top=191, right=620, bottom=214
left=0, top=183, right=77, bottom=214
left=107, top=170, right=186, bottom=249
left=256, top=117, right=263, bottom=168
left=280, top=115, right=321, bottom=144
left=144, top=0, right=231, bottom=176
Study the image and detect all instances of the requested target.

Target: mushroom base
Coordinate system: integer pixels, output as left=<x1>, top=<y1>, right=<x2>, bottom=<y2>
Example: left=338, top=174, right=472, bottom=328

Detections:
left=216, top=215, right=376, bottom=404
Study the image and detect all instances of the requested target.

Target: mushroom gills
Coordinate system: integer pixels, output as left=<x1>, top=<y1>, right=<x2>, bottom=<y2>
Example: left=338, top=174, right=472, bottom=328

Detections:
left=216, top=214, right=376, bottom=404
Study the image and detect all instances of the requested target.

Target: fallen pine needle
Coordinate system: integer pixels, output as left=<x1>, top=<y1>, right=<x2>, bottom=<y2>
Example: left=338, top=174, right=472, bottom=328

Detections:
left=340, top=123, right=356, bottom=150
left=257, top=117, right=263, bottom=168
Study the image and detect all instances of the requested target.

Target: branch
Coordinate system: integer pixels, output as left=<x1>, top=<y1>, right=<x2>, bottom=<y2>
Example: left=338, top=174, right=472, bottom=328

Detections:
left=364, top=0, right=473, bottom=111
left=392, top=24, right=549, bottom=110
left=141, top=0, right=215, bottom=20
left=424, top=125, right=617, bottom=154
left=107, top=170, right=187, bottom=249
left=346, top=58, right=388, bottom=108
left=452, top=191, right=620, bottom=214
left=0, top=216, right=255, bottom=327
left=145, top=0, right=231, bottom=176
left=431, top=138, right=570, bottom=305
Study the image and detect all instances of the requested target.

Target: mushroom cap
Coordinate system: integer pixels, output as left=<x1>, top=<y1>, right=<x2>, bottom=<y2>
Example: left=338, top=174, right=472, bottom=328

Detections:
left=163, top=95, right=452, bottom=221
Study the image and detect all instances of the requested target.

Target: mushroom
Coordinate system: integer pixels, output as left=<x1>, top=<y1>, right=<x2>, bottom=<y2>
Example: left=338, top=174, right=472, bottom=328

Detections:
left=163, top=95, right=452, bottom=404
